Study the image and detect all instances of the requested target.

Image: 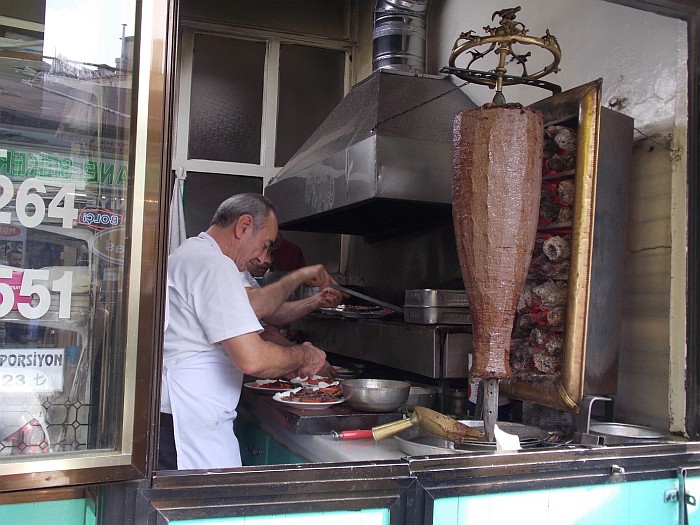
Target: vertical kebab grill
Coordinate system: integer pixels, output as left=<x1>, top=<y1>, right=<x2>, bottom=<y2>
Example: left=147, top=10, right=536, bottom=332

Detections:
left=453, top=103, right=544, bottom=441
left=445, top=7, right=561, bottom=442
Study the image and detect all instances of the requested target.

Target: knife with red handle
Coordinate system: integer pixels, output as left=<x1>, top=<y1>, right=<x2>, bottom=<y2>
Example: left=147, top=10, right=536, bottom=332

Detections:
left=331, top=429, right=374, bottom=440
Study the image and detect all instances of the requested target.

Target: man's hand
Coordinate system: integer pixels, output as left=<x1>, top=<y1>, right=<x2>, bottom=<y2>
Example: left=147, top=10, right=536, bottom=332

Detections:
left=295, top=264, right=335, bottom=289
left=317, top=360, right=338, bottom=378
left=295, top=341, right=328, bottom=377
left=313, top=287, right=344, bottom=309
left=247, top=264, right=335, bottom=321
left=289, top=359, right=337, bottom=380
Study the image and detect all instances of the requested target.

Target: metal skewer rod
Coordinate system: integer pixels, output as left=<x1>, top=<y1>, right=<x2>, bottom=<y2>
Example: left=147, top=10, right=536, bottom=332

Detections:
left=329, top=284, right=404, bottom=314
left=482, top=378, right=500, bottom=442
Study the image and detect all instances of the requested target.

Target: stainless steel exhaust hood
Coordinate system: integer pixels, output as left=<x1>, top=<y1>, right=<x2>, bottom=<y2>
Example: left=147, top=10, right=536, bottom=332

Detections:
left=264, top=69, right=477, bottom=236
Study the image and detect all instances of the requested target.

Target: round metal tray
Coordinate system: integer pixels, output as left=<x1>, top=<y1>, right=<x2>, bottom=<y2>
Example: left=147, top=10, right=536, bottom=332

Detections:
left=589, top=422, right=668, bottom=445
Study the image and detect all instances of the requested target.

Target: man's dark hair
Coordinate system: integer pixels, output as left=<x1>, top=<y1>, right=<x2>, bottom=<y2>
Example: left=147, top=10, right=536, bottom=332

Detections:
left=210, top=193, right=277, bottom=231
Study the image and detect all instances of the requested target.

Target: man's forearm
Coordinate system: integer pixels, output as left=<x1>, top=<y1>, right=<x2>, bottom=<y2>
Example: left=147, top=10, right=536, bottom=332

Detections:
left=247, top=270, right=306, bottom=318
left=259, top=326, right=295, bottom=346
left=262, top=297, right=317, bottom=327
left=223, top=333, right=326, bottom=379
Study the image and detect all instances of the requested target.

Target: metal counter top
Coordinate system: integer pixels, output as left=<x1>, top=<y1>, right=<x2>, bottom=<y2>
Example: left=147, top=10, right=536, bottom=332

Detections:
left=256, top=416, right=406, bottom=463
left=240, top=387, right=403, bottom=435
left=238, top=391, right=406, bottom=463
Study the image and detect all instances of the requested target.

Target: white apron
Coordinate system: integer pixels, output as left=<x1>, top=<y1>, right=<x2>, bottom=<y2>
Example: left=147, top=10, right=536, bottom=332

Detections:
left=162, top=349, right=243, bottom=469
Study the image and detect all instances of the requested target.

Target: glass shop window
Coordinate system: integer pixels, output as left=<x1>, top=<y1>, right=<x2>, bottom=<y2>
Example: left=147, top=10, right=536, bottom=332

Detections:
left=0, top=0, right=135, bottom=463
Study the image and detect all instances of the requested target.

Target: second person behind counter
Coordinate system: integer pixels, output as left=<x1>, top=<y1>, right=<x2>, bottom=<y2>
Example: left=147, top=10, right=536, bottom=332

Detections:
left=243, top=245, right=343, bottom=330
left=269, top=235, right=306, bottom=272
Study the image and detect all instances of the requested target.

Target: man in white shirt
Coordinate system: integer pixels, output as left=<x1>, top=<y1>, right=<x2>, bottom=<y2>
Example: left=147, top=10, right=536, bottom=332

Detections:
left=160, top=193, right=335, bottom=470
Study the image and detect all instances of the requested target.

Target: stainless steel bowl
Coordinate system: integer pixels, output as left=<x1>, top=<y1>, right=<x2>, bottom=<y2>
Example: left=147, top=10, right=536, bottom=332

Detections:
left=341, top=379, right=411, bottom=413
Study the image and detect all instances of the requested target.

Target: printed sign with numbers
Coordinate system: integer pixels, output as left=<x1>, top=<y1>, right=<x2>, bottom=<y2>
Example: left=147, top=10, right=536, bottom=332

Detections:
left=0, top=348, right=65, bottom=392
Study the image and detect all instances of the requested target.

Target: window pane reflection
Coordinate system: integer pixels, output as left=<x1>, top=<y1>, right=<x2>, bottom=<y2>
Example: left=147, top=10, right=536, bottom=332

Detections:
left=276, top=44, right=345, bottom=167
left=188, top=35, right=266, bottom=164
left=0, top=0, right=135, bottom=458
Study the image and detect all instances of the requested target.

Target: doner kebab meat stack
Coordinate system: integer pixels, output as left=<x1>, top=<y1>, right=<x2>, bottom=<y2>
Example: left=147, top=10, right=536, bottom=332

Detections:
left=452, top=102, right=544, bottom=440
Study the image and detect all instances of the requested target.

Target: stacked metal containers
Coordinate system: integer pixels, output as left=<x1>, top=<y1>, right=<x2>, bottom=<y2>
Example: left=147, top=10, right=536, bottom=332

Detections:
left=403, top=289, right=471, bottom=325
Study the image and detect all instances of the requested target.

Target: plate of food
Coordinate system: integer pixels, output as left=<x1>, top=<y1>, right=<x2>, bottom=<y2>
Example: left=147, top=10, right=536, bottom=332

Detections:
left=319, top=307, right=349, bottom=317
left=244, top=378, right=297, bottom=394
left=273, top=387, right=345, bottom=409
left=291, top=375, right=341, bottom=389
left=320, top=305, right=394, bottom=319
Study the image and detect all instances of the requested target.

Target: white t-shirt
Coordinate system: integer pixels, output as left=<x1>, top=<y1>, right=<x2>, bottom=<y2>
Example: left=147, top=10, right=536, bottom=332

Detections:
left=239, top=270, right=267, bottom=329
left=163, top=233, right=262, bottom=368
left=240, top=270, right=261, bottom=289
left=161, top=232, right=263, bottom=469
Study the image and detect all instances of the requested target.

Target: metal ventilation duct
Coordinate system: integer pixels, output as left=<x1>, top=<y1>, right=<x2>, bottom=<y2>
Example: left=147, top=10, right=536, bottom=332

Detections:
left=264, top=69, right=477, bottom=236
left=372, top=0, right=429, bottom=73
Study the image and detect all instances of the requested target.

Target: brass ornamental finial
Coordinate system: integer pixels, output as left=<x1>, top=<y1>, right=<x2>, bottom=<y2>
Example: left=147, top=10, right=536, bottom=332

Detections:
left=442, top=6, right=562, bottom=103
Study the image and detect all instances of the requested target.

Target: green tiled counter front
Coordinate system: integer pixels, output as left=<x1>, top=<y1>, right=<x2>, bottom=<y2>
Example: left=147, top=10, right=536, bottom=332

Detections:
left=237, top=415, right=308, bottom=466
left=433, top=477, right=700, bottom=525
left=0, top=498, right=95, bottom=525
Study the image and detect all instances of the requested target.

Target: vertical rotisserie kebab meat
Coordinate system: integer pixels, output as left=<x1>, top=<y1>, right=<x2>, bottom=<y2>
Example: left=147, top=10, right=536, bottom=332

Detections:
left=452, top=103, right=544, bottom=439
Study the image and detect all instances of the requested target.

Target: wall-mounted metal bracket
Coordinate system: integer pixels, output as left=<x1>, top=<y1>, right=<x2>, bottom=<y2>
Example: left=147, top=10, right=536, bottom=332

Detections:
left=576, top=395, right=614, bottom=434
left=664, top=468, right=697, bottom=525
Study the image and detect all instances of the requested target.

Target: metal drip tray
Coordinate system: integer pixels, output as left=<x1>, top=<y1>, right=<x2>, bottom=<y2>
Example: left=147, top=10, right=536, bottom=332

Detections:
left=394, top=423, right=557, bottom=456
left=589, top=423, right=669, bottom=445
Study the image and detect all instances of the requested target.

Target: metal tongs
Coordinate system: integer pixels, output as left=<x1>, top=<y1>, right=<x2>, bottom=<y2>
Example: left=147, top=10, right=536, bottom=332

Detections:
left=329, top=284, right=404, bottom=314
